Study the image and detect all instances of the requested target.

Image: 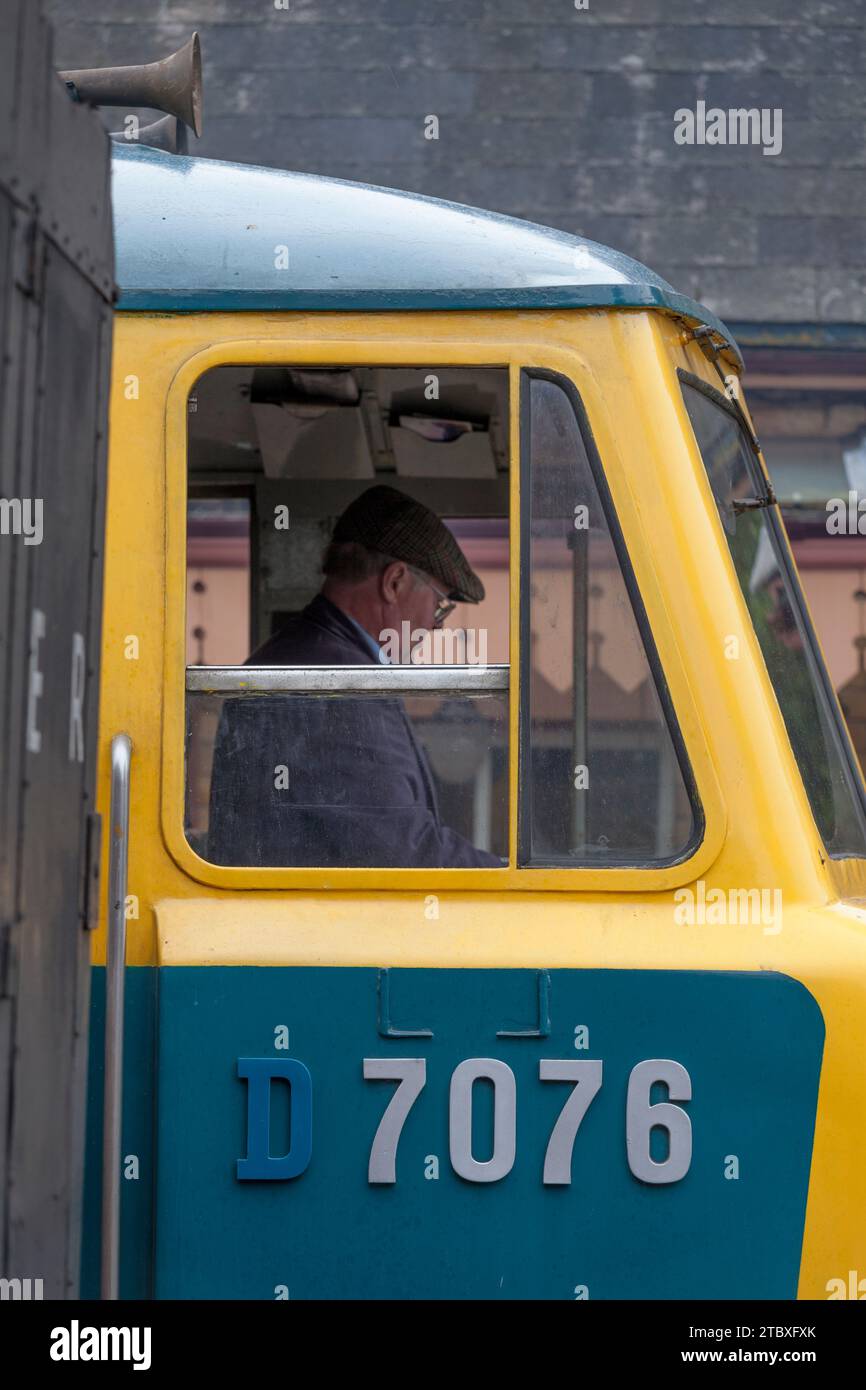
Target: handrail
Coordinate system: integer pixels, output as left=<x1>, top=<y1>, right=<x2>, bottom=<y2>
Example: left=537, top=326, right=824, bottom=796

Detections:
left=101, top=733, right=132, bottom=1301
left=186, top=663, right=509, bottom=695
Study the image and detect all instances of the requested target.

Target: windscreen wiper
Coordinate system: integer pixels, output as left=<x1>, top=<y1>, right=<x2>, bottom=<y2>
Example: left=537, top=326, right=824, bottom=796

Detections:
left=732, top=486, right=778, bottom=514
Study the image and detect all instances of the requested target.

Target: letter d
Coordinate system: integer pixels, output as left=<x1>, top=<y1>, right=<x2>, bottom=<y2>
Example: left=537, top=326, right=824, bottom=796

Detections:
left=237, top=1057, right=312, bottom=1180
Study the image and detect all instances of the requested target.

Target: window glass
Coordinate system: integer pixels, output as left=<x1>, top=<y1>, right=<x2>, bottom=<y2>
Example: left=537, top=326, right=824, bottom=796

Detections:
left=520, top=374, right=699, bottom=867
left=184, top=364, right=509, bottom=869
left=189, top=690, right=507, bottom=867
left=742, top=347, right=866, bottom=780
left=681, top=374, right=866, bottom=858
left=187, top=497, right=251, bottom=663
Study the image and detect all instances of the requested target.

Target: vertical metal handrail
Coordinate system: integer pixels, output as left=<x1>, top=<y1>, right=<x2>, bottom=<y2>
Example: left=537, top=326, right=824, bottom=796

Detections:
left=101, top=733, right=132, bottom=1300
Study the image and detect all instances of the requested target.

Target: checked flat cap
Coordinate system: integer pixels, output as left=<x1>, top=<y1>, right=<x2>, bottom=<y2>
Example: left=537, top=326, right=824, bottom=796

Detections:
left=332, top=485, right=485, bottom=603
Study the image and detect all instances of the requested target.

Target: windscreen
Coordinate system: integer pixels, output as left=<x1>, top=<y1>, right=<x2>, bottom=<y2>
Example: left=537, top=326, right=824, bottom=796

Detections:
left=682, top=373, right=866, bottom=860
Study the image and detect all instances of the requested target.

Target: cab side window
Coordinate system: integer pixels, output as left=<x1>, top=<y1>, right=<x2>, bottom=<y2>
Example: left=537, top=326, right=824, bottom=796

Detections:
left=184, top=364, right=509, bottom=870
left=519, top=372, right=701, bottom=867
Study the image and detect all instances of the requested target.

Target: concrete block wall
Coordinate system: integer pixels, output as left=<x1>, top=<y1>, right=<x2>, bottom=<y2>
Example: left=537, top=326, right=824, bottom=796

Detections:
left=44, top=0, right=866, bottom=323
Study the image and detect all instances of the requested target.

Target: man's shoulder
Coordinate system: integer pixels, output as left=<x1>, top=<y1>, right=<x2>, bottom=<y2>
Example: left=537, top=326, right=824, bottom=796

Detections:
left=246, top=594, right=371, bottom=666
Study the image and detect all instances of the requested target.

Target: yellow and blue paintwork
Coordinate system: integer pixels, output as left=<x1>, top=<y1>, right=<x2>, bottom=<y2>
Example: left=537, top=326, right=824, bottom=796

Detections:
left=81, top=144, right=866, bottom=1300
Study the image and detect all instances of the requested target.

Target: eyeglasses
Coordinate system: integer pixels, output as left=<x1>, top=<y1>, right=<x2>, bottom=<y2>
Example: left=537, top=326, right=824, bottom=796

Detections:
left=409, top=567, right=457, bottom=626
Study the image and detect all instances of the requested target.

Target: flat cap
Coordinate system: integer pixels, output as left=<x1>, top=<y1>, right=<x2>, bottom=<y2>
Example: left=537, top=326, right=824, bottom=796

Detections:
left=332, top=485, right=485, bottom=603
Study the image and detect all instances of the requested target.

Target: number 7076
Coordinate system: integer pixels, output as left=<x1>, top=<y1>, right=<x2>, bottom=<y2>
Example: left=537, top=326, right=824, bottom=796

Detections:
left=363, top=1056, right=693, bottom=1186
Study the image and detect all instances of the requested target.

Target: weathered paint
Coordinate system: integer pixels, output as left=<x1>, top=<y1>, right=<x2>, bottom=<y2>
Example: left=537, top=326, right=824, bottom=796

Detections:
left=110, top=142, right=741, bottom=366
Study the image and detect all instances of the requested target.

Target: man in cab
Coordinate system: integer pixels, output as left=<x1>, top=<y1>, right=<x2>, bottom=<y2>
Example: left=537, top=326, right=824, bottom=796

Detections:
left=207, top=485, right=501, bottom=868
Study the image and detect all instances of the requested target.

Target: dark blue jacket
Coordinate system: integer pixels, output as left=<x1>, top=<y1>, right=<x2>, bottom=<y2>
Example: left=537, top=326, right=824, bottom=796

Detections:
left=207, top=594, right=501, bottom=868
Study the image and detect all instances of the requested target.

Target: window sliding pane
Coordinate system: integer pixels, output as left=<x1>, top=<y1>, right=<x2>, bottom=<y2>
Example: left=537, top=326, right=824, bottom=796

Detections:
left=520, top=374, right=699, bottom=867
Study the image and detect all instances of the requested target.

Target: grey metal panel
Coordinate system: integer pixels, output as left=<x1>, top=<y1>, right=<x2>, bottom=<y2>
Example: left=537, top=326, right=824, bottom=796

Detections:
left=6, top=247, right=111, bottom=1295
left=0, top=201, right=40, bottom=937
left=0, top=196, right=15, bottom=932
left=0, top=1, right=113, bottom=298
left=41, top=69, right=114, bottom=298
left=0, top=1, right=50, bottom=210
left=0, top=0, right=112, bottom=1298
left=0, top=999, right=10, bottom=1258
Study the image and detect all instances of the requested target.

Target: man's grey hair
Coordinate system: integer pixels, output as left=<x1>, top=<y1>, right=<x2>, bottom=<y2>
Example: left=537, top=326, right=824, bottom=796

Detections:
left=322, top=541, right=424, bottom=586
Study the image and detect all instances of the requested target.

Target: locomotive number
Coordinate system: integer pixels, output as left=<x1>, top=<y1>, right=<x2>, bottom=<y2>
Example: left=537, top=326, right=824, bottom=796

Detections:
left=363, top=1056, right=692, bottom=1186
left=236, top=1056, right=692, bottom=1186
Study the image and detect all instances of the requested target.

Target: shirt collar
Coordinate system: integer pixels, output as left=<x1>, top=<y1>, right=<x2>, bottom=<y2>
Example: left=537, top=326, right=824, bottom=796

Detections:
left=338, top=608, right=390, bottom=664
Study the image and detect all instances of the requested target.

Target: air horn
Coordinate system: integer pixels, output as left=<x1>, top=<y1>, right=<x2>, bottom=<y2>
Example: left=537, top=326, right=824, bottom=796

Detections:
left=60, top=32, right=202, bottom=140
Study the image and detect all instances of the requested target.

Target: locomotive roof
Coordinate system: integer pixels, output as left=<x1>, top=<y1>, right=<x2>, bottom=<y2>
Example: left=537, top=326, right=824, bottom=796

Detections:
left=111, top=142, right=741, bottom=365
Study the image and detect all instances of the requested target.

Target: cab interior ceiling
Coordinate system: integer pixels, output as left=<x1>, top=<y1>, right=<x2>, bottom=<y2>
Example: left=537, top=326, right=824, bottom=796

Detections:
left=188, top=365, right=510, bottom=517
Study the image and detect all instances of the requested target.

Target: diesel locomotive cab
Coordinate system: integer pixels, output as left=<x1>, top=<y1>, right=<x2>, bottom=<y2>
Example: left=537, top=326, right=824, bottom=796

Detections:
left=80, top=109, right=866, bottom=1300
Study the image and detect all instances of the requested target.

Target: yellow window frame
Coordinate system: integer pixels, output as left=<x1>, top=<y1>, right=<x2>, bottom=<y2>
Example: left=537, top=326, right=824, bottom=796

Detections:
left=161, top=323, right=726, bottom=892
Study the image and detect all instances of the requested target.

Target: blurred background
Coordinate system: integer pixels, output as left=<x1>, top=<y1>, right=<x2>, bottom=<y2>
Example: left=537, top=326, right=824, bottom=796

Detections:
left=45, top=0, right=866, bottom=763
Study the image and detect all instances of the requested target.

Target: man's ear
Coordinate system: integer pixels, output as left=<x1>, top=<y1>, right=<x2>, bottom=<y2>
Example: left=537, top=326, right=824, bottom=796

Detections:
left=380, top=559, right=408, bottom=603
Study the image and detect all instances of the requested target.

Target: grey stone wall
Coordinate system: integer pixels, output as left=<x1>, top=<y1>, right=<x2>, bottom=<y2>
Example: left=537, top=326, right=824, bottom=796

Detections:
left=44, top=0, right=866, bottom=323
